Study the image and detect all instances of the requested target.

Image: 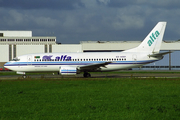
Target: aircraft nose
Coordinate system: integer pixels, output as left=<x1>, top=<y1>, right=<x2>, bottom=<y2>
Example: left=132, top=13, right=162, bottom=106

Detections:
left=4, top=62, right=11, bottom=69
left=4, top=62, right=8, bottom=67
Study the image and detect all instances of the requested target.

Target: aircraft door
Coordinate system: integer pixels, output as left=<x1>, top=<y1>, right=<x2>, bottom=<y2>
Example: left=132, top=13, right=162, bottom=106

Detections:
left=132, top=55, right=137, bottom=64
left=27, top=56, right=32, bottom=65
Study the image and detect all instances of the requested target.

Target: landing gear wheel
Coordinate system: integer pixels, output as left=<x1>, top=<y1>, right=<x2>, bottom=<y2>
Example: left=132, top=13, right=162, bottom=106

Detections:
left=22, top=75, right=27, bottom=79
left=87, top=73, right=91, bottom=77
left=83, top=72, right=91, bottom=78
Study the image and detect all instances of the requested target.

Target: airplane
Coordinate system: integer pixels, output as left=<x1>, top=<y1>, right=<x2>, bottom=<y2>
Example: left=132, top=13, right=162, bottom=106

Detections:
left=4, top=22, right=169, bottom=78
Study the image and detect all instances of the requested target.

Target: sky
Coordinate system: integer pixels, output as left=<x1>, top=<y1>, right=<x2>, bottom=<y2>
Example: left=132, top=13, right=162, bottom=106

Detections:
left=0, top=0, right=180, bottom=44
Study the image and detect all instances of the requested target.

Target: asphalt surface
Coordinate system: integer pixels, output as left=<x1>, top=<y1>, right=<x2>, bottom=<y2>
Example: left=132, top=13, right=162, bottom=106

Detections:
left=1, top=71, right=180, bottom=80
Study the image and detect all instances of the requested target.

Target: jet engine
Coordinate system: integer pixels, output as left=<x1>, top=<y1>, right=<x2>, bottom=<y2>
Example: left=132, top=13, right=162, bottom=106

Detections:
left=59, top=66, right=79, bottom=75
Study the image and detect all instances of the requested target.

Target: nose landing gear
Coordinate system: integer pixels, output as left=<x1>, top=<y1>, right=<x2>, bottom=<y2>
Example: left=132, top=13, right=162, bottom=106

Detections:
left=22, top=75, right=27, bottom=79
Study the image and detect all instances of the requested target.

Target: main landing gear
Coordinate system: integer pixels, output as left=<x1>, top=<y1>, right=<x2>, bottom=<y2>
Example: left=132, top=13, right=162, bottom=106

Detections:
left=83, top=72, right=91, bottom=78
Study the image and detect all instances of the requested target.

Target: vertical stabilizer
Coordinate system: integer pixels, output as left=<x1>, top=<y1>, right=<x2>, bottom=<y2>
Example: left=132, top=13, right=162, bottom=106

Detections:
left=124, top=22, right=167, bottom=53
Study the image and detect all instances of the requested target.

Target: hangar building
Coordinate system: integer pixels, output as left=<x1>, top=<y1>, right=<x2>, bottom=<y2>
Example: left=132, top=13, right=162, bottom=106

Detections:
left=0, top=31, right=81, bottom=67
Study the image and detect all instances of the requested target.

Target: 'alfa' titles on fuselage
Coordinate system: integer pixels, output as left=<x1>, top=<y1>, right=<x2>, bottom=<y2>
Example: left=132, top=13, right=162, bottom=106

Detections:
left=40, top=55, right=71, bottom=61
left=147, top=31, right=160, bottom=46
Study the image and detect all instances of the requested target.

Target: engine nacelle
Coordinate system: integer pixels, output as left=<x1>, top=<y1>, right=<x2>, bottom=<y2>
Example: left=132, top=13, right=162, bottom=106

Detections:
left=59, top=66, right=79, bottom=75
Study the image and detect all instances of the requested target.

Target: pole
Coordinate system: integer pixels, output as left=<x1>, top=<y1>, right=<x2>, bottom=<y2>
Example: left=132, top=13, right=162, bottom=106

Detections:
left=169, top=50, right=171, bottom=70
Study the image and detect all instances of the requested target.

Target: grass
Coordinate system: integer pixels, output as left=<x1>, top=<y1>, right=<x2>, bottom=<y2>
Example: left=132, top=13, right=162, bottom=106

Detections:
left=1, top=70, right=180, bottom=76
left=0, top=78, right=180, bottom=119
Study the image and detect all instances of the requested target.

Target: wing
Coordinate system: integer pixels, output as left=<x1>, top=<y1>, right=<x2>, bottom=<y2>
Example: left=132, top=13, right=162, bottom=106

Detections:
left=77, top=62, right=111, bottom=71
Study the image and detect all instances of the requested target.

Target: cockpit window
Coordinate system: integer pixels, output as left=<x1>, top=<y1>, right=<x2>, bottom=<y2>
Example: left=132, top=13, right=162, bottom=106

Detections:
left=12, top=58, right=20, bottom=61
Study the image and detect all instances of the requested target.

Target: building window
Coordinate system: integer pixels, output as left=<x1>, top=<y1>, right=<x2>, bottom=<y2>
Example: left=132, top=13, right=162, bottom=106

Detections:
left=32, top=39, right=39, bottom=42
left=9, top=45, right=12, bottom=61
left=16, top=39, right=23, bottom=42
left=0, top=39, right=6, bottom=41
left=49, top=44, right=52, bottom=53
left=45, top=44, right=47, bottom=53
left=48, top=39, right=55, bottom=41
left=40, top=39, right=47, bottom=42
left=24, top=39, right=31, bottom=42
left=13, top=45, right=16, bottom=58
left=0, top=33, right=3, bottom=37
left=8, top=39, right=15, bottom=41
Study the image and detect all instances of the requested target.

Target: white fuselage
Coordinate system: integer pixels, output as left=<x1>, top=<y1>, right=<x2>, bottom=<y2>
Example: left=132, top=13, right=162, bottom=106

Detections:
left=4, top=52, right=159, bottom=73
left=4, top=22, right=167, bottom=76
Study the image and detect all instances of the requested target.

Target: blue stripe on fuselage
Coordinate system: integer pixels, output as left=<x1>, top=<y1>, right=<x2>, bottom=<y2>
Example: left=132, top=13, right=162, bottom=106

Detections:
left=4, top=60, right=157, bottom=67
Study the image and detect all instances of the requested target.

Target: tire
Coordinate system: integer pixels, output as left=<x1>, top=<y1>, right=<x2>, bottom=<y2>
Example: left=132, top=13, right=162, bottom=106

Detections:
left=22, top=75, right=26, bottom=79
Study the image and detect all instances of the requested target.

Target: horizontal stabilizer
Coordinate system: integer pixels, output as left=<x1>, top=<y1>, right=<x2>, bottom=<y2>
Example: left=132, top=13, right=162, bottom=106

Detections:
left=148, top=51, right=172, bottom=57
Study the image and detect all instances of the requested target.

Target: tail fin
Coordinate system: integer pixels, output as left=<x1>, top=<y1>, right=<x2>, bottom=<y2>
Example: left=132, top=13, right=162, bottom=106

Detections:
left=124, top=22, right=167, bottom=53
